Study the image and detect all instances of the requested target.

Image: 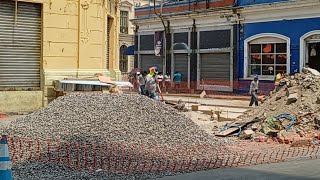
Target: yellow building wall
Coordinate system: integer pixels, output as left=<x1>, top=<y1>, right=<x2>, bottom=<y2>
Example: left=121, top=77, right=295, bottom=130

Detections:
left=2, top=0, right=121, bottom=112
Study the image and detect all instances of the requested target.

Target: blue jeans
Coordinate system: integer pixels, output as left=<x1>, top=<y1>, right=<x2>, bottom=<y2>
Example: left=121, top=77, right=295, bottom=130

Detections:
left=148, top=92, right=155, bottom=99
left=249, top=93, right=258, bottom=106
left=139, top=85, right=145, bottom=95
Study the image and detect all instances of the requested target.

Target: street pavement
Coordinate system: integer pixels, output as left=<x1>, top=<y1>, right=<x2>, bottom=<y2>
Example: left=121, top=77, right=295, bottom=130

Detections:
left=158, top=159, right=320, bottom=180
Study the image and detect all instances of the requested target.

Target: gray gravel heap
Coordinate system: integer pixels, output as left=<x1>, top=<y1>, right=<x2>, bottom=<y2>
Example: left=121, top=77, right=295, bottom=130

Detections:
left=2, top=93, right=215, bottom=145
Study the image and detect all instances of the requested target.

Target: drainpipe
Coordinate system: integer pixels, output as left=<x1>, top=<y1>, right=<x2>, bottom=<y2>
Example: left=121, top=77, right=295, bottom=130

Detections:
left=148, top=0, right=151, bottom=17
left=236, top=13, right=241, bottom=92
left=191, top=19, right=196, bottom=90
left=134, top=23, right=139, bottom=69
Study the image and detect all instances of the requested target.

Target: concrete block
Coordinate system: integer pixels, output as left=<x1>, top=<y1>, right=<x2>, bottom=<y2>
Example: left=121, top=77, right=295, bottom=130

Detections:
left=287, top=93, right=298, bottom=105
left=244, top=129, right=255, bottom=135
left=191, top=105, right=199, bottom=111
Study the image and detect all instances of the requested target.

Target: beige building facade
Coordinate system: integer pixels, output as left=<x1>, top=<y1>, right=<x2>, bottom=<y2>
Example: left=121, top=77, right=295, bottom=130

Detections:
left=118, top=0, right=134, bottom=73
left=0, top=0, right=121, bottom=112
left=118, top=0, right=149, bottom=73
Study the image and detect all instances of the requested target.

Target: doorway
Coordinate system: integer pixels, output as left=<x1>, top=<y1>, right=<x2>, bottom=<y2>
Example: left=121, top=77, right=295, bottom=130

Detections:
left=308, top=43, right=320, bottom=71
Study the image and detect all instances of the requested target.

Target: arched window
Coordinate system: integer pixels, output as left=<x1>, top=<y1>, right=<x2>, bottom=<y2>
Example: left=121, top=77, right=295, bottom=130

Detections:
left=119, top=45, right=128, bottom=73
left=300, top=30, right=320, bottom=72
left=244, top=33, right=290, bottom=78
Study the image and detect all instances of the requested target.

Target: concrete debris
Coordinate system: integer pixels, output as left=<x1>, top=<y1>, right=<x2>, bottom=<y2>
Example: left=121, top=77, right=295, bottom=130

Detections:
left=173, top=99, right=188, bottom=112
left=251, top=124, right=258, bottom=131
left=239, top=129, right=255, bottom=140
left=302, top=67, right=320, bottom=76
left=244, top=129, right=255, bottom=135
left=237, top=68, right=320, bottom=142
left=286, top=93, right=298, bottom=105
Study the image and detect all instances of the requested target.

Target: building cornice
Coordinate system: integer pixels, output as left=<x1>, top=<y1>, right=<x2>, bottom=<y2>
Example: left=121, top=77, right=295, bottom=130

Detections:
left=132, top=8, right=234, bottom=26
left=239, top=0, right=319, bottom=13
left=239, top=0, right=320, bottom=23
left=132, top=0, right=320, bottom=29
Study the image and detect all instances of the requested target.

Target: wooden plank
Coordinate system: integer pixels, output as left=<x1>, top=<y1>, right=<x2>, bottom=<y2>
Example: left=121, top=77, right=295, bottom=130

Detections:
left=215, top=118, right=260, bottom=137
left=215, top=127, right=241, bottom=137
left=164, top=101, right=177, bottom=106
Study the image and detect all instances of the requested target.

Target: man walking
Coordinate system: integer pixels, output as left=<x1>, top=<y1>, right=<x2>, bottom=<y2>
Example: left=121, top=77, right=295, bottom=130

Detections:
left=173, top=71, right=182, bottom=93
left=249, top=74, right=259, bottom=107
left=136, top=72, right=146, bottom=95
left=164, top=72, right=171, bottom=94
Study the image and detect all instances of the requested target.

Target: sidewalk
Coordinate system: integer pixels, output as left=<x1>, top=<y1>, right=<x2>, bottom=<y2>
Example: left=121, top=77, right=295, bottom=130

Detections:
left=163, top=93, right=250, bottom=101
left=122, top=87, right=250, bottom=101
left=163, top=96, right=250, bottom=109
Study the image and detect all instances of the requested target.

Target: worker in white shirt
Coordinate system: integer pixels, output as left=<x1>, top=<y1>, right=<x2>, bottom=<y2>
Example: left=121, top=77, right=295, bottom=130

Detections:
left=164, top=72, right=171, bottom=94
left=156, top=72, right=164, bottom=90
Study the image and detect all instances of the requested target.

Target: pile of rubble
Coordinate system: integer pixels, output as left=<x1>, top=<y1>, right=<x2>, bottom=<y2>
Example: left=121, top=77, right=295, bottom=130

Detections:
left=237, top=68, right=320, bottom=143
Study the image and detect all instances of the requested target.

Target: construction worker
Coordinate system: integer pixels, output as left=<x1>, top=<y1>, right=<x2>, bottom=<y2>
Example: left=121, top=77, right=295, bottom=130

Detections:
left=145, top=73, right=157, bottom=99
left=136, top=72, right=146, bottom=95
left=147, top=66, right=158, bottom=77
left=145, top=66, right=158, bottom=99
left=249, top=74, right=259, bottom=107
left=164, top=72, right=171, bottom=94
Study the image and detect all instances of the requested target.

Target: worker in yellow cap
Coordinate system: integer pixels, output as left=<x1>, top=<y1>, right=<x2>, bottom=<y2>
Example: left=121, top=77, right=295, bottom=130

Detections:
left=145, top=66, right=159, bottom=99
left=147, top=66, right=159, bottom=77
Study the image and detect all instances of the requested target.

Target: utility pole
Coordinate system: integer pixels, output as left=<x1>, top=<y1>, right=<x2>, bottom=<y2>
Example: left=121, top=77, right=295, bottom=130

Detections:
left=153, top=0, right=171, bottom=74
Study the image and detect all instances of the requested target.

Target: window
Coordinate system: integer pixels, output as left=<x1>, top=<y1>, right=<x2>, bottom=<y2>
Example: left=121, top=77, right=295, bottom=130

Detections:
left=120, top=11, right=128, bottom=34
left=119, top=45, right=128, bottom=73
left=249, top=43, right=287, bottom=76
left=200, top=30, right=231, bottom=49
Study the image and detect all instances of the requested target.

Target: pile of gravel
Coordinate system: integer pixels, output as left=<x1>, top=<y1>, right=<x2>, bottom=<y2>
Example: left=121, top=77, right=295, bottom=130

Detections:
left=2, top=93, right=215, bottom=145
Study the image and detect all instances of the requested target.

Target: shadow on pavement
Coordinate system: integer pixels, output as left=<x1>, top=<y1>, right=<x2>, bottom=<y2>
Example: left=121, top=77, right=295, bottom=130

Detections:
left=158, top=159, right=320, bottom=180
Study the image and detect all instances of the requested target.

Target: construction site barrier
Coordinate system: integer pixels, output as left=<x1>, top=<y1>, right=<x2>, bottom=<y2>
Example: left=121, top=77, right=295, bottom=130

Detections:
left=6, top=136, right=320, bottom=174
